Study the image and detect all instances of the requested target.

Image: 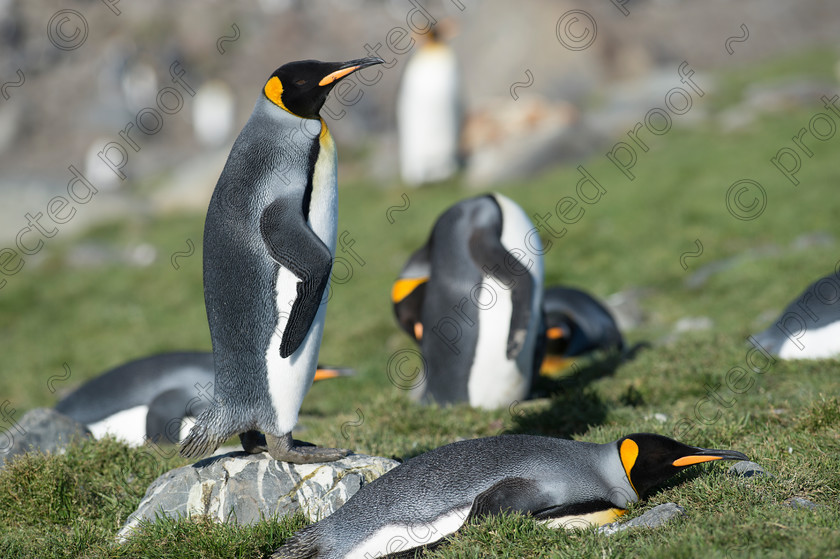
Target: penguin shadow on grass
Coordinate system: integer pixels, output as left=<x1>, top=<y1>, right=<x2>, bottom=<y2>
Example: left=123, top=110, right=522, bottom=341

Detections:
left=507, top=349, right=642, bottom=439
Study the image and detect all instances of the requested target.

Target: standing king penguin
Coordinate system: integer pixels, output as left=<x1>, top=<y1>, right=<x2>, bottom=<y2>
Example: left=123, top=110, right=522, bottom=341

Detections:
left=180, top=57, right=384, bottom=463
left=396, top=25, right=462, bottom=186
left=273, top=433, right=748, bottom=559
left=392, top=193, right=544, bottom=409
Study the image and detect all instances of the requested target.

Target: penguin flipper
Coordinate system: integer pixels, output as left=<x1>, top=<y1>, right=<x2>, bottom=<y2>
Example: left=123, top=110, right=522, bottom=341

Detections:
left=468, top=230, right=534, bottom=359
left=467, top=477, right=554, bottom=519
left=260, top=199, right=333, bottom=359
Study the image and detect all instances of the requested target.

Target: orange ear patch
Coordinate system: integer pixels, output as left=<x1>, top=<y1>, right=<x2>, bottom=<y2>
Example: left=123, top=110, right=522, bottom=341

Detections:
left=619, top=439, right=639, bottom=496
left=414, top=322, right=424, bottom=340
left=319, top=65, right=360, bottom=86
left=391, top=277, right=428, bottom=303
left=264, top=76, right=287, bottom=110
left=672, top=455, right=722, bottom=467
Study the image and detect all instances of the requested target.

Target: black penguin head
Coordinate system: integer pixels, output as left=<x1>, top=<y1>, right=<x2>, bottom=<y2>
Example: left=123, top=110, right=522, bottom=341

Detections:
left=264, top=57, right=384, bottom=119
left=392, top=276, right=428, bottom=341
left=544, top=316, right=573, bottom=356
left=616, top=433, right=748, bottom=498
left=392, top=246, right=431, bottom=342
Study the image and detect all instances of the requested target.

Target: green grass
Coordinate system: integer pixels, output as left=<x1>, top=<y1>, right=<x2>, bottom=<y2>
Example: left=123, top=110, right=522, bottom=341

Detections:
left=2, top=49, right=840, bottom=558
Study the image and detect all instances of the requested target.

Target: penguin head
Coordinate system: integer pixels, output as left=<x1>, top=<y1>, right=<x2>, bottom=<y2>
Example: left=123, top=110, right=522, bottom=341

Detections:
left=392, top=245, right=431, bottom=342
left=392, top=277, right=427, bottom=341
left=616, top=433, right=748, bottom=498
left=264, top=57, right=384, bottom=119
left=544, top=317, right=573, bottom=356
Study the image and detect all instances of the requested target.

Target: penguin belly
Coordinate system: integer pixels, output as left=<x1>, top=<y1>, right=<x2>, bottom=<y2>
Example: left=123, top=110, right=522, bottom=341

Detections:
left=265, top=126, right=338, bottom=435
left=344, top=506, right=471, bottom=559
left=777, top=320, right=840, bottom=359
left=86, top=405, right=149, bottom=445
left=467, top=283, right=528, bottom=408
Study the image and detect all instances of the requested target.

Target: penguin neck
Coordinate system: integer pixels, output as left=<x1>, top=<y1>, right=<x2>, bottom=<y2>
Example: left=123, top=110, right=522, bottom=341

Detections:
left=254, top=96, right=322, bottom=137
left=598, top=441, right=640, bottom=506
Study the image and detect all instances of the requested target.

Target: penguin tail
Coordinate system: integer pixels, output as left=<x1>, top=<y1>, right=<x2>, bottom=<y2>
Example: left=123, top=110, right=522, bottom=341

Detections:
left=178, top=407, right=231, bottom=459
left=271, top=524, right=321, bottom=559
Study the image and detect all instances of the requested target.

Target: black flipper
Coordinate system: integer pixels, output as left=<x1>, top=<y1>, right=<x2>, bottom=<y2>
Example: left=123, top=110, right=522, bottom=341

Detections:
left=467, top=228, right=534, bottom=359
left=467, top=477, right=554, bottom=519
left=260, top=199, right=333, bottom=358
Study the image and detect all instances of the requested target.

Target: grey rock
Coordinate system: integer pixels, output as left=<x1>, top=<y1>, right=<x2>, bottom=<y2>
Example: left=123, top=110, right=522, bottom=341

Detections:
left=785, top=497, right=820, bottom=510
left=0, top=407, right=91, bottom=467
left=598, top=502, right=685, bottom=535
left=728, top=460, right=773, bottom=479
left=605, top=288, right=651, bottom=331
left=117, top=451, right=399, bottom=542
left=674, top=316, right=714, bottom=334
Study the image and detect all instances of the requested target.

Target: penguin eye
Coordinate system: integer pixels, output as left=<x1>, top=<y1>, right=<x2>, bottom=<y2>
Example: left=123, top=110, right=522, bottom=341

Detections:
left=295, top=79, right=307, bottom=86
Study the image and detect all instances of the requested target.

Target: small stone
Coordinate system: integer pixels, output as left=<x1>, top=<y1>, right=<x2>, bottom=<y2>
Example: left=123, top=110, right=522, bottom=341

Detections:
left=116, top=451, right=399, bottom=542
left=598, top=503, right=685, bottom=535
left=784, top=497, right=820, bottom=510
left=728, top=460, right=773, bottom=479
left=0, top=408, right=91, bottom=468
left=674, top=316, right=713, bottom=333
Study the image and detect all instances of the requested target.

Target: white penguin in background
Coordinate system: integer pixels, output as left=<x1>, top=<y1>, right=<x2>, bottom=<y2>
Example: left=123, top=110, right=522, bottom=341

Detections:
left=192, top=80, right=236, bottom=147
left=397, top=25, right=462, bottom=186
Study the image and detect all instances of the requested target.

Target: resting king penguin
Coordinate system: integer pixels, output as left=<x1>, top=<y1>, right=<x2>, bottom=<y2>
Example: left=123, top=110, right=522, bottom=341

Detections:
left=391, top=193, right=544, bottom=409
left=179, top=57, right=384, bottom=464
left=272, top=433, right=748, bottom=559
left=541, top=285, right=625, bottom=374
left=54, top=352, right=354, bottom=447
left=752, top=271, right=840, bottom=359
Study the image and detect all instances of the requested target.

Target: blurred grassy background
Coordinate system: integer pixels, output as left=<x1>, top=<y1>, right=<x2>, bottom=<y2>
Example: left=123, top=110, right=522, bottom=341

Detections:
left=1, top=4, right=840, bottom=558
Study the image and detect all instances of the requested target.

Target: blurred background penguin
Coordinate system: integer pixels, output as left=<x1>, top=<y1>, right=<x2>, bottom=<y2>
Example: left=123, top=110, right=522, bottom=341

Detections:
left=397, top=22, right=463, bottom=186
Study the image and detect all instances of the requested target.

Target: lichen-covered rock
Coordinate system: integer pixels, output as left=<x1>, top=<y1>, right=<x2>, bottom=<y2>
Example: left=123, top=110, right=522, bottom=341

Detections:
left=598, top=502, right=685, bottom=535
left=117, top=451, right=399, bottom=542
left=0, top=407, right=90, bottom=468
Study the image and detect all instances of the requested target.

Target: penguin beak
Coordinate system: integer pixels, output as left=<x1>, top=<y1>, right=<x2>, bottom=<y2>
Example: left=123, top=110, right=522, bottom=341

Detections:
left=313, top=367, right=356, bottom=382
left=318, top=57, right=385, bottom=86
left=546, top=327, right=565, bottom=340
left=672, top=447, right=749, bottom=467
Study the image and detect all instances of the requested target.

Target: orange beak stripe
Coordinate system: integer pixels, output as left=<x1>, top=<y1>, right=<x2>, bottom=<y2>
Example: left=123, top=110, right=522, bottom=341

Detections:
left=672, top=455, right=723, bottom=467
left=313, top=369, right=341, bottom=381
left=414, top=322, right=424, bottom=340
left=319, top=65, right=361, bottom=86
left=546, top=327, right=565, bottom=340
left=391, top=277, right=429, bottom=303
